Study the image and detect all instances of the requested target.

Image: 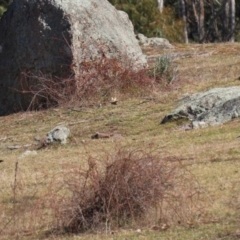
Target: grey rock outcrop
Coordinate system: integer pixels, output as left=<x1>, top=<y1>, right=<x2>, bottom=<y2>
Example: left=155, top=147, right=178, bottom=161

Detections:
left=137, top=33, right=174, bottom=49
left=46, top=126, right=70, bottom=144
left=0, top=0, right=147, bottom=115
left=161, top=86, right=240, bottom=128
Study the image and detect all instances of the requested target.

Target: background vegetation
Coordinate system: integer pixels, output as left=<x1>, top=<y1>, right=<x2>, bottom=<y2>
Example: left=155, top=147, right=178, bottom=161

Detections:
left=0, top=0, right=10, bottom=16
left=109, top=0, right=240, bottom=43
left=1, top=0, right=240, bottom=43
left=109, top=0, right=185, bottom=42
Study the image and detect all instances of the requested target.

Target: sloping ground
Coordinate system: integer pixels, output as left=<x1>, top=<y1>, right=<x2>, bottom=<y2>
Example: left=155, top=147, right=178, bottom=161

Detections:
left=0, top=43, right=240, bottom=239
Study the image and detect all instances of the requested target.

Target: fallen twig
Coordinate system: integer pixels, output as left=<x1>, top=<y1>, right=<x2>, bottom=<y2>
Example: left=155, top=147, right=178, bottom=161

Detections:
left=91, top=132, right=123, bottom=139
left=7, top=144, right=33, bottom=150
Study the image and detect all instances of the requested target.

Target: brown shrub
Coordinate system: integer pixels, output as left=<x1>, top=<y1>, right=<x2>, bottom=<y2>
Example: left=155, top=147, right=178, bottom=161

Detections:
left=19, top=57, right=159, bottom=111
left=45, top=147, right=204, bottom=234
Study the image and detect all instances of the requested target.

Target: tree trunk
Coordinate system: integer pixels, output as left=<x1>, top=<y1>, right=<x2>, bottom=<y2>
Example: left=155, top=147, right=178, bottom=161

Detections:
left=229, top=0, right=235, bottom=42
left=180, top=0, right=188, bottom=43
left=198, top=0, right=205, bottom=42
left=192, top=0, right=205, bottom=43
left=203, top=0, right=228, bottom=43
left=157, top=0, right=164, bottom=13
left=222, top=0, right=229, bottom=41
left=210, top=0, right=220, bottom=41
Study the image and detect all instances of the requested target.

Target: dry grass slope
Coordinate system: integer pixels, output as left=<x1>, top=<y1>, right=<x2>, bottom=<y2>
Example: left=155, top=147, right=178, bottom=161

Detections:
left=0, top=43, right=240, bottom=239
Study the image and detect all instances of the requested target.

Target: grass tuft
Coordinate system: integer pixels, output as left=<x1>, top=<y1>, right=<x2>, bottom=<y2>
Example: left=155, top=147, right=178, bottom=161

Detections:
left=149, top=55, right=179, bottom=85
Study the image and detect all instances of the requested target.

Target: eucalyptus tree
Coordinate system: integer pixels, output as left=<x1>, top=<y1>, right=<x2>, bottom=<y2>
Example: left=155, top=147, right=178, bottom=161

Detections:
left=165, top=0, right=237, bottom=42
left=157, top=0, right=164, bottom=12
left=229, top=0, right=236, bottom=42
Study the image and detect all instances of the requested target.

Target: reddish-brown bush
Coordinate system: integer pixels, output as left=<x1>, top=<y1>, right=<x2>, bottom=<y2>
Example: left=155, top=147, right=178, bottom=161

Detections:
left=19, top=57, right=159, bottom=110
left=46, top=147, right=204, bottom=233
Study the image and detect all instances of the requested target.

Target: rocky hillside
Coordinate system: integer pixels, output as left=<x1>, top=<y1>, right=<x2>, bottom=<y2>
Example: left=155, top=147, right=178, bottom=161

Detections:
left=0, top=43, right=240, bottom=239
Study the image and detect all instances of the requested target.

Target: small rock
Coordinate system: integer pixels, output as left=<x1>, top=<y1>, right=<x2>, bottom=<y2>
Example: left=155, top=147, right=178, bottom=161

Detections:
left=19, top=150, right=37, bottom=159
left=137, top=33, right=174, bottom=49
left=179, top=123, right=193, bottom=131
left=46, top=126, right=70, bottom=144
left=34, top=136, right=42, bottom=142
left=7, top=145, right=22, bottom=150
left=0, top=136, right=7, bottom=141
left=192, top=120, right=207, bottom=129
left=160, top=223, right=170, bottom=230
left=151, top=223, right=169, bottom=231
left=111, top=97, right=118, bottom=105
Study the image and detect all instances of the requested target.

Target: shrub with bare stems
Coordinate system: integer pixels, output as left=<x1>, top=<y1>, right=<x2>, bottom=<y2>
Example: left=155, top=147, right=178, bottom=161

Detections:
left=18, top=54, right=180, bottom=111
left=18, top=57, right=159, bottom=110
left=44, top=147, right=204, bottom=234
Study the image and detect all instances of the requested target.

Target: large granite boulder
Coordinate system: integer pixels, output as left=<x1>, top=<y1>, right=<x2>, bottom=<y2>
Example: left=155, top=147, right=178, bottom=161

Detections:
left=161, top=86, right=240, bottom=128
left=0, top=0, right=147, bottom=115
